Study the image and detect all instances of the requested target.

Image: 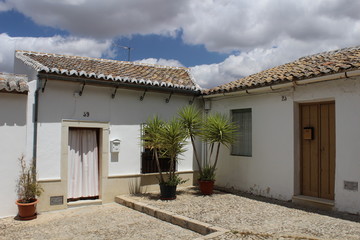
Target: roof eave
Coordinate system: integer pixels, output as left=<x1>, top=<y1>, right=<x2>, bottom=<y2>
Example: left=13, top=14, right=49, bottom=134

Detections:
left=38, top=73, right=201, bottom=96
left=204, top=69, right=360, bottom=98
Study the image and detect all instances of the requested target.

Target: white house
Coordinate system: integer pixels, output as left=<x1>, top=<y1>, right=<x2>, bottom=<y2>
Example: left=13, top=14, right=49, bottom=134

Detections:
left=2, top=46, right=360, bottom=218
left=12, top=50, right=200, bottom=214
left=203, top=46, right=360, bottom=214
left=0, top=73, right=28, bottom=217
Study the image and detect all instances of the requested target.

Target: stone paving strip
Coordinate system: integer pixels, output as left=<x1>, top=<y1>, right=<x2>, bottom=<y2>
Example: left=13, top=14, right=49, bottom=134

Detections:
left=122, top=187, right=360, bottom=240
left=0, top=203, right=201, bottom=240
left=115, top=195, right=229, bottom=240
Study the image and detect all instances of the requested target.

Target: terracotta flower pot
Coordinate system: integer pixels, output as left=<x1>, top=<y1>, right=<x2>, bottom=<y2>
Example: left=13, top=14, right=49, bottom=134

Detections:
left=16, top=199, right=38, bottom=220
left=198, top=180, right=215, bottom=195
left=159, top=184, right=177, bottom=200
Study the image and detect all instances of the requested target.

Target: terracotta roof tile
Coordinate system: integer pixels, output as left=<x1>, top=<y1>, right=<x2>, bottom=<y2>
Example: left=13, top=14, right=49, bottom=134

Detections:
left=15, top=50, right=201, bottom=92
left=206, top=46, right=360, bottom=94
left=0, top=72, right=28, bottom=93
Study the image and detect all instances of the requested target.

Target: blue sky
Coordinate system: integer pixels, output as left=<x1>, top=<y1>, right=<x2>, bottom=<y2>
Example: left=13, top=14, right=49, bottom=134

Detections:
left=1, top=0, right=360, bottom=88
left=0, top=9, right=227, bottom=66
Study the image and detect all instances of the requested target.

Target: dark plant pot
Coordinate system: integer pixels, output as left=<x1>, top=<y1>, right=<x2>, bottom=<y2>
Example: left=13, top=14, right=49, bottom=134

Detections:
left=16, top=199, right=38, bottom=220
left=198, top=180, right=215, bottom=195
left=159, top=184, right=177, bottom=200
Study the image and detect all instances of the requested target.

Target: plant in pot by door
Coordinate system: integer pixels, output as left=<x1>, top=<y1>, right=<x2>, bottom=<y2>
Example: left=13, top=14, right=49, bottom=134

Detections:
left=200, top=113, right=236, bottom=195
left=179, top=106, right=236, bottom=195
left=16, top=156, right=43, bottom=220
left=143, top=116, right=188, bottom=200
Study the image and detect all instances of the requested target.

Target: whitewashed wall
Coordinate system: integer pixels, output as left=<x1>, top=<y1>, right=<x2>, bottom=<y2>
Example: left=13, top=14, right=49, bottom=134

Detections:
left=210, top=77, right=360, bottom=214
left=27, top=79, right=195, bottom=180
left=294, top=78, right=360, bottom=214
left=0, top=93, right=27, bottom=218
left=209, top=92, right=294, bottom=200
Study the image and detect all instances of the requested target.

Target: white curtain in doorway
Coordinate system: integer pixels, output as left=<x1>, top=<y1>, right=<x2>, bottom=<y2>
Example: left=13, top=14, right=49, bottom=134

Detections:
left=68, top=129, right=99, bottom=199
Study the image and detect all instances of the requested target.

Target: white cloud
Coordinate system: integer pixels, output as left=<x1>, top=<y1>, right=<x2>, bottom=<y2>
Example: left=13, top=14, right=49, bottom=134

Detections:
left=136, top=58, right=184, bottom=67
left=4, top=0, right=188, bottom=38
left=180, top=0, right=360, bottom=53
left=2, top=0, right=360, bottom=88
left=191, top=37, right=343, bottom=89
left=0, top=33, right=113, bottom=73
left=0, top=1, right=11, bottom=11
left=4, top=0, right=360, bottom=52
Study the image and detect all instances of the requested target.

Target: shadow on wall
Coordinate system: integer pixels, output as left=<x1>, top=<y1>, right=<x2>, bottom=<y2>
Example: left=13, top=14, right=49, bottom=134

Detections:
left=0, top=93, right=27, bottom=126
left=36, top=81, right=198, bottom=124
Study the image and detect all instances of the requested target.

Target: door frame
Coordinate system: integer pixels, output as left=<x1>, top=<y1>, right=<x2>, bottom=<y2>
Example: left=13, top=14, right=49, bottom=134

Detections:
left=299, top=101, right=335, bottom=199
left=61, top=120, right=110, bottom=201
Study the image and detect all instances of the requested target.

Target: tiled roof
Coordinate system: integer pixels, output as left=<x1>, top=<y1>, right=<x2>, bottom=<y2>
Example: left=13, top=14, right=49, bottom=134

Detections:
left=16, top=50, right=201, bottom=92
left=206, top=46, right=360, bottom=94
left=0, top=72, right=28, bottom=93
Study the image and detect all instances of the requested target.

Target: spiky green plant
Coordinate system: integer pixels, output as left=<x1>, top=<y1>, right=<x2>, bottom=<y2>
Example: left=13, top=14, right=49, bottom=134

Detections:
left=199, top=165, right=216, bottom=181
left=142, top=116, right=165, bottom=183
left=178, top=105, right=202, bottom=172
left=159, top=119, right=188, bottom=185
left=200, top=113, right=236, bottom=179
left=142, top=117, right=188, bottom=186
left=178, top=105, right=236, bottom=182
left=17, top=156, right=43, bottom=203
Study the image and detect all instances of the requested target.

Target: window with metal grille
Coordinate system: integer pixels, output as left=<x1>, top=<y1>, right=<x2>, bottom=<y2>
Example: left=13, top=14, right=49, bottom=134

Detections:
left=231, top=109, right=252, bottom=156
left=141, top=149, right=172, bottom=173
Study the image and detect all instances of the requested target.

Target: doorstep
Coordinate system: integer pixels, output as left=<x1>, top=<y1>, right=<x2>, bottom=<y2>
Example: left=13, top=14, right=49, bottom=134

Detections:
left=67, top=199, right=102, bottom=208
left=292, top=195, right=334, bottom=211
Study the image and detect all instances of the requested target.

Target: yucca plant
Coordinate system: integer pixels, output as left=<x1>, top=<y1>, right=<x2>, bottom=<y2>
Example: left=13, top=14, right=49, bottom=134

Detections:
left=159, top=119, right=188, bottom=186
left=179, top=105, right=236, bottom=183
left=142, top=116, right=165, bottom=183
left=201, top=112, right=236, bottom=175
left=178, top=105, right=203, bottom=173
left=142, top=116, right=188, bottom=186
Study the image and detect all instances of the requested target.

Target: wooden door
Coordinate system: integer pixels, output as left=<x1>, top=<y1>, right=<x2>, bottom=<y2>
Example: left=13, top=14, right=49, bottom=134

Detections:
left=300, top=102, right=335, bottom=200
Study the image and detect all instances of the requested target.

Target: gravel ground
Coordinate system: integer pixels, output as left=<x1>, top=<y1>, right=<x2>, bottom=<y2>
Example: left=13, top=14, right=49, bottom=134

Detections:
left=128, top=187, right=360, bottom=240
left=0, top=203, right=201, bottom=240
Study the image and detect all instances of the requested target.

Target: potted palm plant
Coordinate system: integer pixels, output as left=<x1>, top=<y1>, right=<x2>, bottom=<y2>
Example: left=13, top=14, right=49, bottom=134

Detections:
left=179, top=106, right=236, bottom=195
left=143, top=116, right=188, bottom=200
left=200, top=113, right=236, bottom=194
left=16, top=156, right=43, bottom=220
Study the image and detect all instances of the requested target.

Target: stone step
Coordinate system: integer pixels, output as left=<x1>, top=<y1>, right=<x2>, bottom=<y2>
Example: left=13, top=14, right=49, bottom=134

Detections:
left=292, top=195, right=334, bottom=211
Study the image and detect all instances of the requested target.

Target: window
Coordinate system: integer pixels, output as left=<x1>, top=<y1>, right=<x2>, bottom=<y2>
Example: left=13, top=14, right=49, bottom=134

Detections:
left=140, top=124, right=173, bottom=174
left=231, top=109, right=252, bottom=156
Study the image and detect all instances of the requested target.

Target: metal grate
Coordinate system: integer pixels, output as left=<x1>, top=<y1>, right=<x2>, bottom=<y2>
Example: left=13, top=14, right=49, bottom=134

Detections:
left=141, top=149, right=174, bottom=174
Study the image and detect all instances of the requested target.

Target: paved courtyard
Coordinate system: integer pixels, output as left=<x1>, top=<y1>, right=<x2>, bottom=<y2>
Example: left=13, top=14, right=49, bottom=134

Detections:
left=128, top=187, right=360, bottom=240
left=2, top=188, right=360, bottom=240
left=0, top=203, right=201, bottom=240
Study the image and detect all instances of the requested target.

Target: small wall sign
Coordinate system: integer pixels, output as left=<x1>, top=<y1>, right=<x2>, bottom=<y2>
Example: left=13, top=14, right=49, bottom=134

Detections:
left=50, top=196, right=64, bottom=205
left=83, top=112, right=90, bottom=117
left=344, top=181, right=358, bottom=191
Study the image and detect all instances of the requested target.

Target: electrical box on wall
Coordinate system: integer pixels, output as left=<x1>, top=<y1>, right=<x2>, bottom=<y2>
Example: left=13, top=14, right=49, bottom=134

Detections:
left=110, top=139, right=121, bottom=152
left=204, top=100, right=211, bottom=110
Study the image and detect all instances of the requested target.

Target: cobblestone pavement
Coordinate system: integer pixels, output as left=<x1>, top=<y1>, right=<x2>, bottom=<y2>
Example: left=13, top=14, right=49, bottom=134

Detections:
left=0, top=203, right=201, bottom=240
left=128, top=187, right=360, bottom=240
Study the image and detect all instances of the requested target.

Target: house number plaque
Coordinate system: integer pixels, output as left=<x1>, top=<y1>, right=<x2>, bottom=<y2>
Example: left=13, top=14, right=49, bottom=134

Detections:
left=83, top=112, right=90, bottom=117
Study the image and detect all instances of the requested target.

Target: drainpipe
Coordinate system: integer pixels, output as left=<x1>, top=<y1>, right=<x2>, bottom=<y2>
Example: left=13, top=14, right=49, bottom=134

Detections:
left=203, top=69, right=360, bottom=99
left=32, top=76, right=41, bottom=171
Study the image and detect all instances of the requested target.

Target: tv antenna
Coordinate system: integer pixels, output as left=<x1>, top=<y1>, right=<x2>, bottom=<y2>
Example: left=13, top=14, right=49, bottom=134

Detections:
left=118, top=45, right=133, bottom=61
